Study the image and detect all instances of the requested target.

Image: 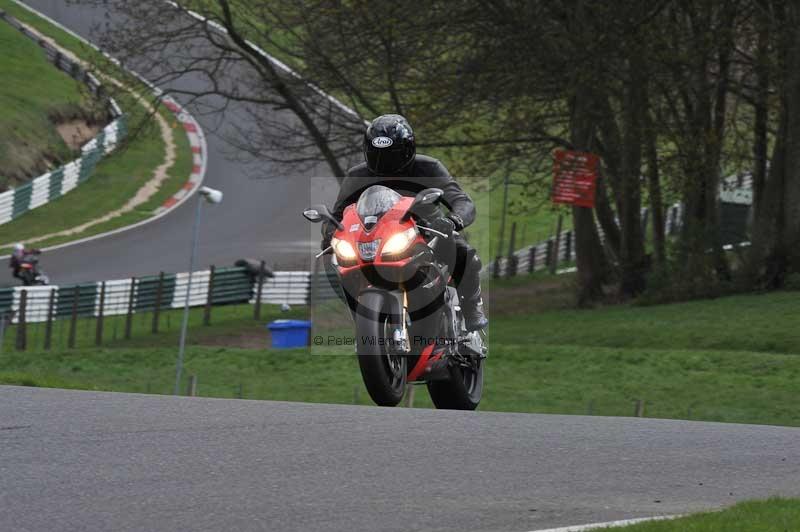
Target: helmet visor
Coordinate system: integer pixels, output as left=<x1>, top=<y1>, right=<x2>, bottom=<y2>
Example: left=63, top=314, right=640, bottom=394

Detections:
left=366, top=145, right=412, bottom=175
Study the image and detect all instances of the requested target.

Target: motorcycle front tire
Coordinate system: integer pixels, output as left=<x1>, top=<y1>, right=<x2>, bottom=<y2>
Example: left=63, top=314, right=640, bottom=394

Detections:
left=355, top=291, right=407, bottom=407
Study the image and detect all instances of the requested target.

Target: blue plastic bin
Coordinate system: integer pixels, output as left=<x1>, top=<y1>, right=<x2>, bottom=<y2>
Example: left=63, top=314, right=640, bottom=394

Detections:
left=267, top=319, right=312, bottom=348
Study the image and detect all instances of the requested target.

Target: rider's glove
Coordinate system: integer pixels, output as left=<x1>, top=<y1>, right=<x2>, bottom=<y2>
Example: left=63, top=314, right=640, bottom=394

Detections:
left=430, top=216, right=456, bottom=238
left=446, top=213, right=465, bottom=232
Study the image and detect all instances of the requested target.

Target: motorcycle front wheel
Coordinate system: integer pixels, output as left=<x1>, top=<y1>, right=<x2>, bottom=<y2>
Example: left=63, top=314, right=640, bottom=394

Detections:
left=355, top=292, right=406, bottom=407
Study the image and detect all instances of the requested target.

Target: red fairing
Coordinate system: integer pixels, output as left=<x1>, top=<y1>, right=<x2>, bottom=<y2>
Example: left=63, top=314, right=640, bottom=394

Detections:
left=333, top=196, right=426, bottom=273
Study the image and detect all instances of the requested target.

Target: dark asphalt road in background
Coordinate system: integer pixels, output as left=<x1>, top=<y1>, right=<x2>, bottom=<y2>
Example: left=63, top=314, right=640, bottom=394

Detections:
left=3, top=1, right=343, bottom=286
left=1, top=386, right=799, bottom=532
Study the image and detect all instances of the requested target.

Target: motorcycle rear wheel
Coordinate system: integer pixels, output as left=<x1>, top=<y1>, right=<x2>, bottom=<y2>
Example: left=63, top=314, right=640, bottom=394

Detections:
left=427, top=358, right=483, bottom=410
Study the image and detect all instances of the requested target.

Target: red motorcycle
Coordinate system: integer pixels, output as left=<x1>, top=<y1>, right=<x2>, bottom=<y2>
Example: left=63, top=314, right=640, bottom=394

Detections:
left=304, top=185, right=486, bottom=409
left=18, top=252, right=49, bottom=286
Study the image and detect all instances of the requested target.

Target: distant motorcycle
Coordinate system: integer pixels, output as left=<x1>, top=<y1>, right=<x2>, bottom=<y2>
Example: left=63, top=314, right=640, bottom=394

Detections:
left=18, top=252, right=49, bottom=286
left=304, top=185, right=486, bottom=410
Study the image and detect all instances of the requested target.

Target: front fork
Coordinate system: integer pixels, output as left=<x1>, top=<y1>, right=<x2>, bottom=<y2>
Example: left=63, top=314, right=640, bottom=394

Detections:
left=391, top=290, right=411, bottom=354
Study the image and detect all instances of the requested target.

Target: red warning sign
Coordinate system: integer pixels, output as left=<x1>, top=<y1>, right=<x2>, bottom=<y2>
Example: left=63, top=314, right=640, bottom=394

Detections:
left=552, top=150, right=599, bottom=208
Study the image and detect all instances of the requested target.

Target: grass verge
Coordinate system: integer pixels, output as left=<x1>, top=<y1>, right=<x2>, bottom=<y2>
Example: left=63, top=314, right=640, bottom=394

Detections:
left=0, top=14, right=88, bottom=186
left=0, top=0, right=193, bottom=253
left=603, top=498, right=800, bottom=531
left=0, top=290, right=798, bottom=427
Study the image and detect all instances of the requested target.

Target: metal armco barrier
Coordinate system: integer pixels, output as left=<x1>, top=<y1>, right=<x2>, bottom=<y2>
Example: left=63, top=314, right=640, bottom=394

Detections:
left=0, top=10, right=127, bottom=225
left=0, top=267, right=345, bottom=326
left=488, top=172, right=753, bottom=278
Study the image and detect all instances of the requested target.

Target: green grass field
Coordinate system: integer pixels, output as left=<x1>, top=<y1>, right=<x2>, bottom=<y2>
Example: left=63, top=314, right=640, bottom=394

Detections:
left=0, top=0, right=192, bottom=253
left=0, top=15, right=87, bottom=187
left=0, top=287, right=797, bottom=426
left=603, top=498, right=800, bottom=531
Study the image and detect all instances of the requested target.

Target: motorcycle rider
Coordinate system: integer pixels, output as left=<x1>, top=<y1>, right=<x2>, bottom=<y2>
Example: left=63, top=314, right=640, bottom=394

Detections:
left=323, top=114, right=488, bottom=331
left=9, top=243, right=39, bottom=281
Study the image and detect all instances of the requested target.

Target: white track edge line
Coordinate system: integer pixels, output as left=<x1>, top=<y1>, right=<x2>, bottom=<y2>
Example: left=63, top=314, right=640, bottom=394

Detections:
left=527, top=515, right=681, bottom=532
left=3, top=0, right=208, bottom=258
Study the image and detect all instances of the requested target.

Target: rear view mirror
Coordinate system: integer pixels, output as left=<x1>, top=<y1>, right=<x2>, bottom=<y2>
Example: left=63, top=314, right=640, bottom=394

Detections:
left=302, top=204, right=344, bottom=230
left=419, top=189, right=443, bottom=205
left=303, top=209, right=322, bottom=223
left=402, top=188, right=444, bottom=221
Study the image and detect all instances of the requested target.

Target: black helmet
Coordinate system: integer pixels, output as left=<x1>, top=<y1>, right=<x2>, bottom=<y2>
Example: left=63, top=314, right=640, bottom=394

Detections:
left=363, top=114, right=416, bottom=175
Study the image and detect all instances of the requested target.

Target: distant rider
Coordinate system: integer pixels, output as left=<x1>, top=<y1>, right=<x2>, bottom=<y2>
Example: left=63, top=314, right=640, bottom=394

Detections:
left=323, top=114, right=488, bottom=331
left=9, top=243, right=39, bottom=281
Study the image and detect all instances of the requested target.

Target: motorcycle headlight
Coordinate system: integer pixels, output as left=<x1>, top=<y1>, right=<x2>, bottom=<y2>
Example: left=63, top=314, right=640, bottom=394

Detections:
left=381, top=227, right=418, bottom=257
left=332, top=237, right=357, bottom=261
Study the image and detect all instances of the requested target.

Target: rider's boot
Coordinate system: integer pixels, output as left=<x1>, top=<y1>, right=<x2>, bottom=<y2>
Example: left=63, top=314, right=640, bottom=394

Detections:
left=458, top=253, right=488, bottom=332
left=462, top=289, right=488, bottom=332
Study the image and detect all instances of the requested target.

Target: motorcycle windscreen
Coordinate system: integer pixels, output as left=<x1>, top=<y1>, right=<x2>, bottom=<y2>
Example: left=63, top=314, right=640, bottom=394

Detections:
left=356, top=185, right=402, bottom=231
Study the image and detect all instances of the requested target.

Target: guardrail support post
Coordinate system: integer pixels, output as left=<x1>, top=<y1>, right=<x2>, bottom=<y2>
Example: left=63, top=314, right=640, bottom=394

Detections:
left=95, top=282, right=106, bottom=346
left=254, top=261, right=265, bottom=321
left=505, top=222, right=518, bottom=278
left=68, top=285, right=80, bottom=349
left=152, top=272, right=164, bottom=334
left=528, top=246, right=537, bottom=274
left=125, top=277, right=136, bottom=340
left=550, top=214, right=563, bottom=274
left=15, top=290, right=27, bottom=352
left=44, top=288, right=55, bottom=350
left=564, top=230, right=573, bottom=262
left=204, top=265, right=215, bottom=326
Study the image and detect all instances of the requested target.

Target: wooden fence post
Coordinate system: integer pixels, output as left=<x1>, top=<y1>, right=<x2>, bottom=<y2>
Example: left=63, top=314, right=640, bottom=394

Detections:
left=125, top=277, right=136, bottom=340
left=95, top=282, right=106, bottom=346
left=254, top=261, right=265, bottom=321
left=635, top=399, right=645, bottom=417
left=68, top=285, right=80, bottom=349
left=15, top=290, right=27, bottom=351
left=152, top=272, right=164, bottom=334
left=0, top=311, right=8, bottom=355
left=204, top=265, right=215, bottom=326
left=404, top=384, right=415, bottom=408
left=44, top=288, right=56, bottom=350
left=186, top=375, right=198, bottom=397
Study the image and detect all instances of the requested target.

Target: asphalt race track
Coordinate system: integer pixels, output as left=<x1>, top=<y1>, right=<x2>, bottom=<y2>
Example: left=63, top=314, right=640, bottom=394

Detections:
left=3, top=0, right=343, bottom=286
left=1, top=386, right=799, bottom=532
